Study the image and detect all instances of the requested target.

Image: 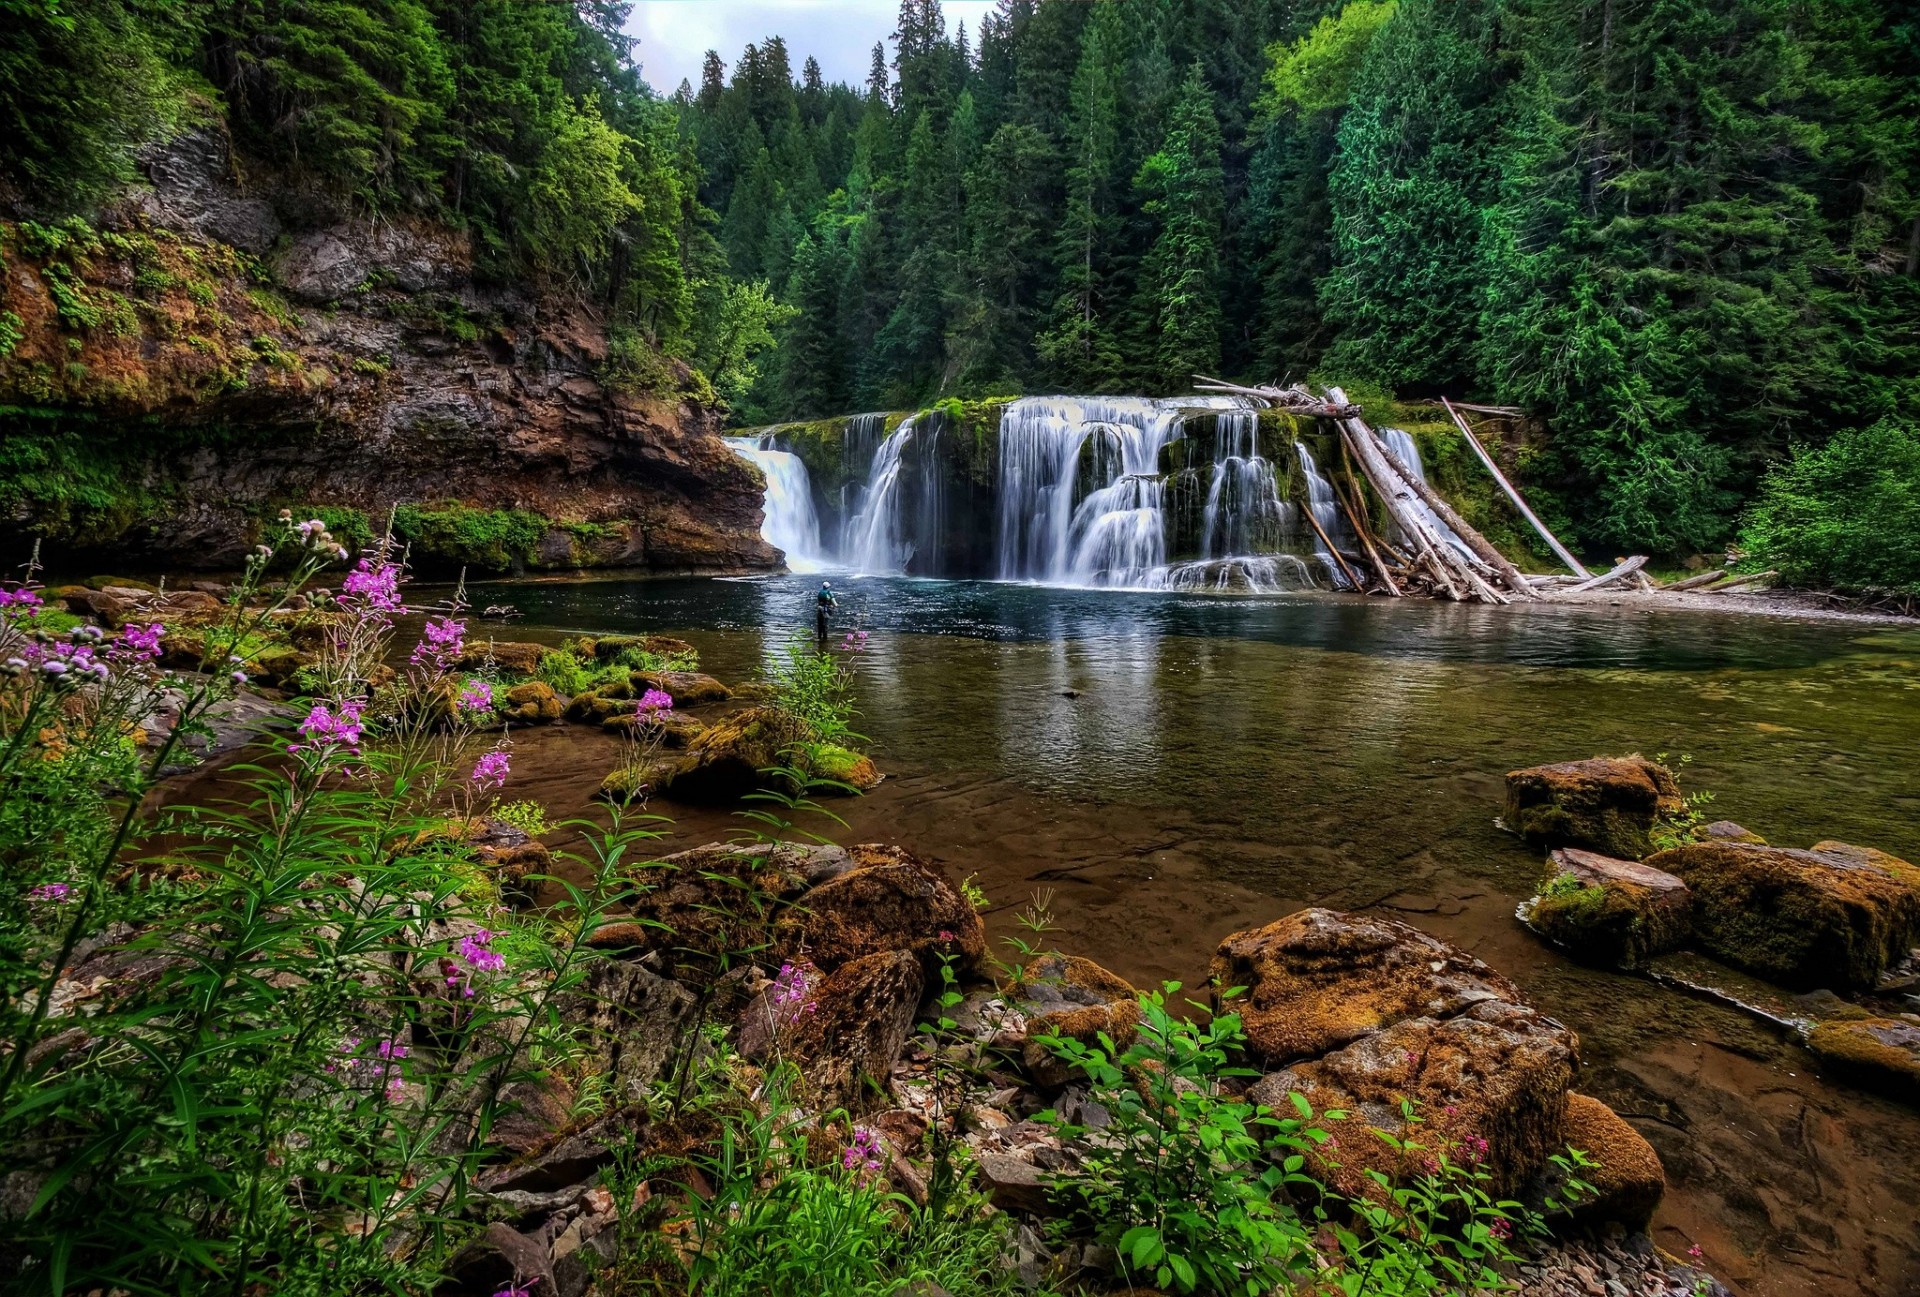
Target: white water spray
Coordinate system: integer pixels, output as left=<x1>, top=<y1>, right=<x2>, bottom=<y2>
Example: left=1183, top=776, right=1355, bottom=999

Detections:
left=725, top=436, right=829, bottom=573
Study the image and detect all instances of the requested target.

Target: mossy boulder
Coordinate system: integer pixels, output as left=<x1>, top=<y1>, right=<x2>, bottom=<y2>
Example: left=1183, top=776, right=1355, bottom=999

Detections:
left=1647, top=840, right=1920, bottom=990
left=1525, top=848, right=1693, bottom=969
left=773, top=843, right=987, bottom=975
left=591, top=634, right=696, bottom=663
left=645, top=706, right=812, bottom=803
left=609, top=842, right=832, bottom=980
left=631, top=669, right=731, bottom=707
left=458, top=640, right=547, bottom=676
left=812, top=743, right=882, bottom=790
left=1504, top=756, right=1684, bottom=859
left=1250, top=999, right=1577, bottom=1200
left=565, top=688, right=637, bottom=724
left=1209, top=908, right=1526, bottom=1067
left=1012, top=953, right=1141, bottom=1087
left=1806, top=1017, right=1920, bottom=1101
left=1704, top=820, right=1767, bottom=845
left=602, top=710, right=705, bottom=748
left=745, top=949, right=926, bottom=1112
left=1550, top=1093, right=1666, bottom=1229
left=468, top=818, right=554, bottom=906
left=500, top=681, right=562, bottom=724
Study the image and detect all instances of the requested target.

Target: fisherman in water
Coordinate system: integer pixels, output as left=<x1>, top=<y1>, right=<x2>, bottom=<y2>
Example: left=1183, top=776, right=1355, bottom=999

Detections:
left=814, top=580, right=838, bottom=646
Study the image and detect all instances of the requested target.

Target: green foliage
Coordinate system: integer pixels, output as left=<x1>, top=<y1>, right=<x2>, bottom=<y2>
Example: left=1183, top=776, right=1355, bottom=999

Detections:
left=534, top=647, right=593, bottom=696
left=767, top=638, right=859, bottom=748
left=490, top=798, right=550, bottom=837
left=1738, top=421, right=1920, bottom=596
left=293, top=504, right=373, bottom=552
left=602, top=323, right=681, bottom=396
left=391, top=501, right=547, bottom=571
left=0, top=310, right=23, bottom=359
left=1261, top=0, right=1400, bottom=115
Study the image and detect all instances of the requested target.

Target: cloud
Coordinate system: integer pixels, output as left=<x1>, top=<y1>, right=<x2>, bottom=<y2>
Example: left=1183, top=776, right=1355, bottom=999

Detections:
left=628, top=0, right=996, bottom=96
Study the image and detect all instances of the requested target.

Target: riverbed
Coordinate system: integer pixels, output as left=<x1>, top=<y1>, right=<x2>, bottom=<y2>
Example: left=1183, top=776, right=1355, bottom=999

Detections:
left=465, top=573, right=1920, bottom=1297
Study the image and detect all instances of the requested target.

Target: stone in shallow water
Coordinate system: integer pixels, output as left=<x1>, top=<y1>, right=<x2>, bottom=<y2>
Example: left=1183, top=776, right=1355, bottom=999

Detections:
left=1248, top=999, right=1578, bottom=1200
left=1806, top=1017, right=1920, bottom=1103
left=631, top=669, right=732, bottom=706
left=1209, top=907, right=1523, bottom=1066
left=1526, top=847, right=1693, bottom=969
left=1550, top=1092, right=1666, bottom=1229
left=1504, top=755, right=1683, bottom=859
left=1647, top=839, right=1920, bottom=991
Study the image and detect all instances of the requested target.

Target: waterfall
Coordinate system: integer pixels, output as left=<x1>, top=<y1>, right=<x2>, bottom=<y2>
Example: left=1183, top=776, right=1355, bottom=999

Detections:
left=724, top=436, right=829, bottom=573
left=844, top=414, right=919, bottom=575
left=996, top=396, right=1249, bottom=587
left=1294, top=443, right=1355, bottom=590
left=1198, top=408, right=1290, bottom=560
left=1379, top=427, right=1474, bottom=563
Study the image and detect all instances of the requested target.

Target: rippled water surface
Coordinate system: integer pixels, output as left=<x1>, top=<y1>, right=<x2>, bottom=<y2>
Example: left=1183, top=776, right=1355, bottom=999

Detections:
left=468, top=573, right=1920, bottom=1297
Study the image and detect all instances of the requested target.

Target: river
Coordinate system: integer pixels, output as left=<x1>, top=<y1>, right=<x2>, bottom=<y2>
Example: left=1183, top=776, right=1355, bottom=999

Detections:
left=466, top=572, right=1920, bottom=1297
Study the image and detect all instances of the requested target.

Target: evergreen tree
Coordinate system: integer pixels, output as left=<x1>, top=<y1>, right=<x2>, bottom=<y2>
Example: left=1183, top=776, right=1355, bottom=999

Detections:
left=1134, top=63, right=1226, bottom=388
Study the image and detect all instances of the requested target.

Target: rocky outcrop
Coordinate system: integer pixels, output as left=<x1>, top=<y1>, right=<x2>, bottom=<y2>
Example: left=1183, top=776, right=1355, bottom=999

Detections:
left=1505, top=756, right=1684, bottom=860
left=1524, top=848, right=1694, bottom=969
left=0, top=130, right=776, bottom=576
left=1209, top=908, right=1524, bottom=1066
left=1550, top=1093, right=1666, bottom=1229
left=743, top=949, right=926, bottom=1111
left=1646, top=839, right=1920, bottom=990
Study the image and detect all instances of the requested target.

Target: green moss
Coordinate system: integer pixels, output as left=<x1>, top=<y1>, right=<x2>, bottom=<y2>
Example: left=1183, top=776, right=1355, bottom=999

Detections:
left=392, top=502, right=548, bottom=572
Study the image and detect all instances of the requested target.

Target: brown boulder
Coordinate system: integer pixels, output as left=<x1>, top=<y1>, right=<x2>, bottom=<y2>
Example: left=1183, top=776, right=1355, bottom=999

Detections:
left=1209, top=908, right=1523, bottom=1067
left=1551, top=1092, right=1665, bottom=1228
left=469, top=819, right=553, bottom=905
left=648, top=706, right=812, bottom=803
left=1806, top=1017, right=1920, bottom=1101
left=1504, top=756, right=1684, bottom=859
left=566, top=689, right=635, bottom=725
left=1647, top=840, right=1920, bottom=990
left=631, top=669, right=731, bottom=706
left=1013, top=954, right=1141, bottom=1087
left=615, top=842, right=837, bottom=979
left=602, top=710, right=705, bottom=748
left=458, top=640, right=548, bottom=676
left=1249, top=999, right=1578, bottom=1199
left=1525, top=848, right=1693, bottom=969
left=500, top=681, right=562, bottom=724
left=751, top=949, right=926, bottom=1111
left=774, top=843, right=987, bottom=975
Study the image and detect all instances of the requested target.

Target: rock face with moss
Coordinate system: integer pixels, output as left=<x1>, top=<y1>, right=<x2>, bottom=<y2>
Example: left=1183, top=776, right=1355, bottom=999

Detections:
left=1525, top=848, right=1694, bottom=969
left=1805, top=1018, right=1920, bottom=1100
left=1645, top=839, right=1920, bottom=990
left=1505, top=756, right=1684, bottom=860
left=0, top=133, right=776, bottom=576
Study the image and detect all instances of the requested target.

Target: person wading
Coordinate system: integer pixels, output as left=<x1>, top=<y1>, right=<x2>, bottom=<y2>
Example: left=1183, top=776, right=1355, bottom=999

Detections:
left=813, top=581, right=838, bottom=646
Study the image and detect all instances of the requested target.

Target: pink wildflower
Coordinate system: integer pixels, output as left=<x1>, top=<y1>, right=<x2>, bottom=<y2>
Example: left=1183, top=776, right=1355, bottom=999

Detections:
left=447, top=929, right=506, bottom=999
left=112, top=622, right=165, bottom=661
left=410, top=617, right=466, bottom=673
left=843, top=1127, right=885, bottom=1179
left=338, top=560, right=404, bottom=618
left=1490, top=1217, right=1512, bottom=1241
left=26, top=883, right=71, bottom=903
left=469, top=750, right=510, bottom=789
left=0, top=586, right=44, bottom=615
left=455, top=679, right=494, bottom=716
left=770, top=960, right=818, bottom=1015
left=636, top=688, right=674, bottom=713
left=290, top=699, right=364, bottom=758
left=493, top=1281, right=540, bottom=1297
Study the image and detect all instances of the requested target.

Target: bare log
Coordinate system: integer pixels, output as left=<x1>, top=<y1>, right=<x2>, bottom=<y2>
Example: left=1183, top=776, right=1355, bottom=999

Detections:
left=1442, top=398, right=1589, bottom=578
left=1565, top=555, right=1649, bottom=594
left=1191, top=376, right=1361, bottom=418
left=1371, top=435, right=1535, bottom=599
left=1664, top=569, right=1727, bottom=592
left=1709, top=569, right=1778, bottom=592
left=1329, top=472, right=1402, bottom=596
left=1298, top=499, right=1366, bottom=593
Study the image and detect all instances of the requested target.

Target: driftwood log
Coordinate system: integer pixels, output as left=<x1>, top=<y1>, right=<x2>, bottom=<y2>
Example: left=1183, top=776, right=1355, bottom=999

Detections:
left=1442, top=398, right=1589, bottom=578
left=1665, top=569, right=1728, bottom=592
left=1191, top=375, right=1362, bottom=419
left=1566, top=555, right=1649, bottom=594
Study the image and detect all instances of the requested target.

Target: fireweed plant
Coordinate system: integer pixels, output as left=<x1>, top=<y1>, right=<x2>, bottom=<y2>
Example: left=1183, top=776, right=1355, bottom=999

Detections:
left=0, top=526, right=656, bottom=1295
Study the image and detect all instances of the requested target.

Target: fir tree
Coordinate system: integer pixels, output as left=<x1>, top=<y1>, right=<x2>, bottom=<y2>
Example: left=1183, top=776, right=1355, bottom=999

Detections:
left=1135, top=63, right=1226, bottom=389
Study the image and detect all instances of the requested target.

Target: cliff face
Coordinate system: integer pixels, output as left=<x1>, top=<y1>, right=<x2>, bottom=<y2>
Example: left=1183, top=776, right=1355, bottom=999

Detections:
left=0, top=130, right=777, bottom=576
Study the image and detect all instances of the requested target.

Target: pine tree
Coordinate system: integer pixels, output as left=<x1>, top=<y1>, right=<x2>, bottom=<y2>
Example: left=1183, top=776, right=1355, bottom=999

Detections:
left=1134, top=63, right=1226, bottom=389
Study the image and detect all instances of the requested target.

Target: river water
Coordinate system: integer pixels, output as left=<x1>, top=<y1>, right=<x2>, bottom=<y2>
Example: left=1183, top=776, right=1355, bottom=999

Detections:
left=470, top=573, right=1920, bottom=1297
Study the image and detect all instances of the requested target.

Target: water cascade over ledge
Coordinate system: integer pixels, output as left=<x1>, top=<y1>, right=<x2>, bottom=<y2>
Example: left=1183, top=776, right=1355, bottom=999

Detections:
left=723, top=436, right=829, bottom=572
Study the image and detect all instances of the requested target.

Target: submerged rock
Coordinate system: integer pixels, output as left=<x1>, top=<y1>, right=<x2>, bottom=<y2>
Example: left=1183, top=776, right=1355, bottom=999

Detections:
left=1805, top=1017, right=1920, bottom=1101
left=1209, top=908, right=1523, bottom=1066
left=1646, top=839, right=1920, bottom=990
left=1504, top=756, right=1683, bottom=859
left=1249, top=999, right=1578, bottom=1199
left=1525, top=848, right=1693, bottom=969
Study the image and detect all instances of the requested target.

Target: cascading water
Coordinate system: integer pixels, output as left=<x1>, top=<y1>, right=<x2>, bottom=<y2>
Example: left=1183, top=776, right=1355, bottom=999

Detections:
left=724, top=436, right=829, bottom=573
left=844, top=414, right=919, bottom=575
left=1379, top=427, right=1474, bottom=563
left=997, top=396, right=1252, bottom=587
left=1294, top=443, right=1355, bottom=590
left=1198, top=408, right=1291, bottom=560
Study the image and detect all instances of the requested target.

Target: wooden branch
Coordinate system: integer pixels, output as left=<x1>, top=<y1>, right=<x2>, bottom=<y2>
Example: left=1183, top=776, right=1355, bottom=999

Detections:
left=1565, top=555, right=1649, bottom=594
left=1665, top=569, right=1727, bottom=592
left=1330, top=475, right=1402, bottom=596
left=1448, top=401, right=1527, bottom=417
left=1191, top=376, right=1361, bottom=418
left=1299, top=501, right=1366, bottom=593
left=1709, top=569, right=1778, bottom=592
left=1371, top=434, right=1535, bottom=598
left=1442, top=398, right=1590, bottom=578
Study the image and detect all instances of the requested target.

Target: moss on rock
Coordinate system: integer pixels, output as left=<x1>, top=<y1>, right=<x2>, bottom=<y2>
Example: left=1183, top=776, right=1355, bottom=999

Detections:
left=1806, top=1017, right=1920, bottom=1101
left=1505, top=756, right=1684, bottom=859
left=1554, top=1092, right=1666, bottom=1228
left=1526, top=849, right=1693, bottom=969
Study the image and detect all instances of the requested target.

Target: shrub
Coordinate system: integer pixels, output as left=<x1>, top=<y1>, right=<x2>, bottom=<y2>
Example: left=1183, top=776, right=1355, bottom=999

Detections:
left=392, top=502, right=548, bottom=572
left=1738, top=420, right=1920, bottom=596
left=491, top=799, right=550, bottom=836
left=535, top=648, right=593, bottom=696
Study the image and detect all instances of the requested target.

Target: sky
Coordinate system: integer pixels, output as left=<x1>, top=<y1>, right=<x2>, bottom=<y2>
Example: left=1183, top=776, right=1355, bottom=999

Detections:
left=626, top=0, right=998, bottom=96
